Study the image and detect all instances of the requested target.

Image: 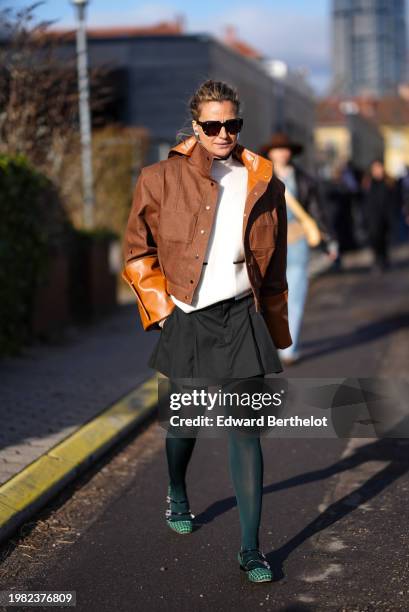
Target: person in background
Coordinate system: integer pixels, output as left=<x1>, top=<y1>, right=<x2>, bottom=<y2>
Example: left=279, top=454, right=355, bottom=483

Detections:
left=322, top=163, right=354, bottom=269
left=398, top=165, right=409, bottom=240
left=322, top=160, right=364, bottom=269
left=259, top=133, right=337, bottom=366
left=362, top=159, right=399, bottom=273
left=339, top=160, right=365, bottom=250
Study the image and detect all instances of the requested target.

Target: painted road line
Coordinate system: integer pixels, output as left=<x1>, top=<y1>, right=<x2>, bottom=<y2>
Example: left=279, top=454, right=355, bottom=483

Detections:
left=0, top=373, right=159, bottom=544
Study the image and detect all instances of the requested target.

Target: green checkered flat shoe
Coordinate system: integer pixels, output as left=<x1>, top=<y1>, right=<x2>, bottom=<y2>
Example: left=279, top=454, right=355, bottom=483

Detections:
left=165, top=485, right=195, bottom=535
left=238, top=548, right=273, bottom=583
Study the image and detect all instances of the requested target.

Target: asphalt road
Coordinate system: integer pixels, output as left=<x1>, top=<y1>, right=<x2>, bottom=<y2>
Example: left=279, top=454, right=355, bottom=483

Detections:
left=1, top=248, right=408, bottom=612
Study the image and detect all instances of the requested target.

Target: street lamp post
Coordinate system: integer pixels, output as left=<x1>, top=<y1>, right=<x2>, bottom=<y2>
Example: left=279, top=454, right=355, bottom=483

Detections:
left=71, top=0, right=95, bottom=229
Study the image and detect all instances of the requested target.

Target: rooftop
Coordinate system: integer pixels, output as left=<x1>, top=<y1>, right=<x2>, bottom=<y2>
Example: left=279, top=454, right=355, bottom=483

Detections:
left=317, top=91, right=409, bottom=127
left=47, top=19, right=184, bottom=40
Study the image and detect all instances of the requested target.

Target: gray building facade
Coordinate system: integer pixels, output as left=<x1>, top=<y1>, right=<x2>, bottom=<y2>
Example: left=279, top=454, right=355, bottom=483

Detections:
left=263, top=60, right=316, bottom=172
left=54, top=33, right=276, bottom=162
left=332, top=0, right=407, bottom=96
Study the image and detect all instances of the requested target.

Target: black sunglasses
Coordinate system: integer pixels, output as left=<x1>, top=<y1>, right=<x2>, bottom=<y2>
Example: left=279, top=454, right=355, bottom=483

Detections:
left=196, top=118, right=243, bottom=137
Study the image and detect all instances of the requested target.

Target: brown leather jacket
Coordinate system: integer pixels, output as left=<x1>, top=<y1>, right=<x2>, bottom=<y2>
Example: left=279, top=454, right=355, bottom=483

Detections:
left=122, top=135, right=292, bottom=349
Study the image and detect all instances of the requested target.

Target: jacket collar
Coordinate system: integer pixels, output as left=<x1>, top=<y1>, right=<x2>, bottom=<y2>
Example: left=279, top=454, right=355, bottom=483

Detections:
left=168, top=136, right=273, bottom=193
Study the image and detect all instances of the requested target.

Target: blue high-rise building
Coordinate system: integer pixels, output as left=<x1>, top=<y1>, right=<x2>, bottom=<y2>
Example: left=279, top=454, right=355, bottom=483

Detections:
left=332, top=0, right=407, bottom=96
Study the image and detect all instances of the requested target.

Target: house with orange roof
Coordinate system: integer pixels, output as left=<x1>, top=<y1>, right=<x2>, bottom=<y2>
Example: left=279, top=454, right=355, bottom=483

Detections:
left=315, top=88, right=409, bottom=178
left=315, top=97, right=384, bottom=178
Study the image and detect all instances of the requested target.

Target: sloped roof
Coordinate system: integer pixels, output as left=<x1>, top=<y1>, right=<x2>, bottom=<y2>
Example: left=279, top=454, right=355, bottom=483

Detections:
left=222, top=25, right=263, bottom=60
left=226, top=38, right=263, bottom=59
left=317, top=94, right=409, bottom=127
left=47, top=20, right=183, bottom=40
left=316, top=98, right=348, bottom=125
left=372, top=95, right=409, bottom=126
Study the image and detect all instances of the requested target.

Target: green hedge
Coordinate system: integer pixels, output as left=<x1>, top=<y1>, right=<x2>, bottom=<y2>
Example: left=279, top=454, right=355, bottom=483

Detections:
left=0, top=154, right=71, bottom=355
left=0, top=154, right=121, bottom=356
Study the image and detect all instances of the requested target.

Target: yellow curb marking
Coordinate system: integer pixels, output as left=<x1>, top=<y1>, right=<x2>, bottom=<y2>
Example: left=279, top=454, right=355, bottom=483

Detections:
left=0, top=374, right=159, bottom=529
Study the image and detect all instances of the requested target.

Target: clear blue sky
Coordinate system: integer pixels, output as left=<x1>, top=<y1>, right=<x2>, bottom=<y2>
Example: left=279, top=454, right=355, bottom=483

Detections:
left=19, top=0, right=328, bottom=23
left=9, top=0, right=405, bottom=93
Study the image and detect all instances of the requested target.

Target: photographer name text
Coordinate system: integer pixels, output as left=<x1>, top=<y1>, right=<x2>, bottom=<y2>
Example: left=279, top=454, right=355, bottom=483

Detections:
left=169, top=415, right=329, bottom=428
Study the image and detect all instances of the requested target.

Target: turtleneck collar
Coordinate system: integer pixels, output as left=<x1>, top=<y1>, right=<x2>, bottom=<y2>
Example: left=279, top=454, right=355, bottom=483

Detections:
left=168, top=135, right=274, bottom=188
left=214, top=150, right=233, bottom=161
left=188, top=140, right=239, bottom=174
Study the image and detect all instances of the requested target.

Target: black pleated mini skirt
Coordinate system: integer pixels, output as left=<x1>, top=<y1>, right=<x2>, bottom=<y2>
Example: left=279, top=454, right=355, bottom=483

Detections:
left=147, top=293, right=283, bottom=379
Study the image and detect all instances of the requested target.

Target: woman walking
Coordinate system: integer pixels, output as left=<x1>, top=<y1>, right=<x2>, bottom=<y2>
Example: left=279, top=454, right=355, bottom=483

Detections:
left=122, top=80, right=292, bottom=583
left=259, top=133, right=335, bottom=365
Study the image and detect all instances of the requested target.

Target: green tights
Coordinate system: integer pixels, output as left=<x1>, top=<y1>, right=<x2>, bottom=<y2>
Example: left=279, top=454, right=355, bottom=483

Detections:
left=166, top=431, right=263, bottom=550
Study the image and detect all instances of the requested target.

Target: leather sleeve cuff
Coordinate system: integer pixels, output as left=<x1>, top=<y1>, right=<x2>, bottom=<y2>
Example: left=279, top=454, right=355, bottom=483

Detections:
left=260, top=290, right=293, bottom=349
left=122, top=255, right=175, bottom=331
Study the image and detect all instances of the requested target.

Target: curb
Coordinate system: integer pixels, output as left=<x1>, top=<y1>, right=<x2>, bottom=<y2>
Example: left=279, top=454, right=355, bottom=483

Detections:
left=0, top=373, right=160, bottom=545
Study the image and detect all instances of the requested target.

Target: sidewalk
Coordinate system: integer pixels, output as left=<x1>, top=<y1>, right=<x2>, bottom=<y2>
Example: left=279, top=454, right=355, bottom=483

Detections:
left=0, top=295, right=164, bottom=542
left=0, top=301, right=156, bottom=486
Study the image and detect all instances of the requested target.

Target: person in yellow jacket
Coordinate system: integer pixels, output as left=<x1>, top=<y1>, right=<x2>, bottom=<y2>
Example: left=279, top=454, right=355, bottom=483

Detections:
left=259, top=133, right=337, bottom=365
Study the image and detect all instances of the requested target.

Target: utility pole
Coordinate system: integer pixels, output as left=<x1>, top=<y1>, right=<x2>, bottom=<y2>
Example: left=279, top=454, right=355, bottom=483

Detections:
left=71, top=0, right=95, bottom=229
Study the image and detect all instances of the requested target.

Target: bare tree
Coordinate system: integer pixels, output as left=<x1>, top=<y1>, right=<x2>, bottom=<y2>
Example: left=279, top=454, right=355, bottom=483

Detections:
left=0, top=2, right=112, bottom=184
left=0, top=2, right=151, bottom=236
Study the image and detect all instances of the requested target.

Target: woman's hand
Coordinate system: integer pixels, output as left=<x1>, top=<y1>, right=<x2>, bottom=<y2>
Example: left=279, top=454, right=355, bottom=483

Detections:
left=158, top=317, right=169, bottom=329
left=325, top=239, right=339, bottom=261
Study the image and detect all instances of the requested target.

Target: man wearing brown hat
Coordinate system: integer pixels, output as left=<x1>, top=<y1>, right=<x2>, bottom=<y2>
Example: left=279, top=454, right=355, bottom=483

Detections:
left=259, top=132, right=337, bottom=365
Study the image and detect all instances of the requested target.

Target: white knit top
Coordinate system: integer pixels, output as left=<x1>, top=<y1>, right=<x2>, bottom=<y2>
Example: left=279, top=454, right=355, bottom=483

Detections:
left=170, top=153, right=252, bottom=313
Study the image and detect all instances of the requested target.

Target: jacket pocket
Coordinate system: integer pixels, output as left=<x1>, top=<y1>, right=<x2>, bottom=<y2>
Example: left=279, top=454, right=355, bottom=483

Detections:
left=250, top=209, right=278, bottom=249
left=159, top=207, right=198, bottom=243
